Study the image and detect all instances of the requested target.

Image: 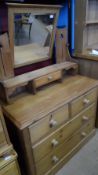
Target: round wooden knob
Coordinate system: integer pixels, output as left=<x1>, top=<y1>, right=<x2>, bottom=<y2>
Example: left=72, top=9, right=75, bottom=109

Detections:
left=52, top=156, right=59, bottom=163
left=48, top=76, right=52, bottom=81
left=81, top=132, right=87, bottom=137
left=82, top=116, right=89, bottom=121
left=51, top=139, right=59, bottom=147
left=83, top=99, right=90, bottom=105
left=49, top=119, right=57, bottom=128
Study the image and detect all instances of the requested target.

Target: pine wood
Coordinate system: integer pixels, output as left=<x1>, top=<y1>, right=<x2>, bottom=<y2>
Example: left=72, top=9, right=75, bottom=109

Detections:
left=0, top=107, right=10, bottom=152
left=3, top=75, right=98, bottom=175
left=34, top=70, right=62, bottom=88
left=0, top=62, right=78, bottom=103
left=32, top=103, right=96, bottom=163
left=0, top=145, right=13, bottom=158
left=46, top=129, right=95, bottom=175
left=0, top=161, right=20, bottom=175
left=3, top=62, right=77, bottom=88
left=29, top=104, right=69, bottom=145
left=0, top=51, right=5, bottom=80
left=74, top=52, right=98, bottom=61
left=3, top=75, right=98, bottom=129
left=56, top=28, right=71, bottom=63
left=35, top=120, right=94, bottom=175
left=0, top=33, right=14, bottom=80
left=70, top=88, right=97, bottom=118
left=0, top=150, right=17, bottom=170
left=0, top=120, right=7, bottom=147
left=0, top=149, right=21, bottom=175
left=18, top=128, right=36, bottom=175
left=73, top=57, right=98, bottom=127
left=0, top=107, right=21, bottom=175
left=75, top=0, right=98, bottom=59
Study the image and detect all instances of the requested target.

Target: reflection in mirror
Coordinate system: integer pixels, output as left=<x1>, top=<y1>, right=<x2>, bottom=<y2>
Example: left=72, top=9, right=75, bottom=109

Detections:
left=14, top=13, right=55, bottom=67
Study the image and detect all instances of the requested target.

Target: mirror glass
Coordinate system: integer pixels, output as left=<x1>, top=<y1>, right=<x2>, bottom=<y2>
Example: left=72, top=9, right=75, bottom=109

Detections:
left=14, top=13, right=55, bottom=67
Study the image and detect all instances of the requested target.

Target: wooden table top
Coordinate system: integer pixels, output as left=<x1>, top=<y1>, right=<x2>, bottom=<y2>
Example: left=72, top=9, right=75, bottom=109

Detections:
left=3, top=75, right=98, bottom=129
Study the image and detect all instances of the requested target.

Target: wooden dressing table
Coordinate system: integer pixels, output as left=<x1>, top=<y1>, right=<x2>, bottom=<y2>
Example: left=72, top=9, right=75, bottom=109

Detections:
left=0, top=2, right=98, bottom=175
left=3, top=74, right=98, bottom=175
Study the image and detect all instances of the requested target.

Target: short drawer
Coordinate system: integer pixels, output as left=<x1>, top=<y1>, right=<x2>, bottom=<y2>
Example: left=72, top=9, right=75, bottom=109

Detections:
left=29, top=104, right=69, bottom=145
left=32, top=103, right=96, bottom=163
left=35, top=120, right=94, bottom=175
left=70, top=88, right=97, bottom=118
left=34, top=70, right=62, bottom=88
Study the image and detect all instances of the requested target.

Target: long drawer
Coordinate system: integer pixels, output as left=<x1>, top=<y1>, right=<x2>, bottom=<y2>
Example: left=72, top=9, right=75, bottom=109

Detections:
left=35, top=120, right=94, bottom=175
left=46, top=130, right=95, bottom=175
left=32, top=103, right=96, bottom=163
left=70, top=88, right=97, bottom=118
left=29, top=104, right=69, bottom=145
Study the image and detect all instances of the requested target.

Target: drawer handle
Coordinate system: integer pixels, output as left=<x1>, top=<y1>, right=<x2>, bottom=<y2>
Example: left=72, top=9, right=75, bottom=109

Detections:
left=83, top=99, right=90, bottom=105
left=51, top=139, right=59, bottom=147
left=48, top=76, right=53, bottom=81
left=82, top=116, right=89, bottom=121
left=49, top=119, right=57, bottom=128
left=52, top=156, right=59, bottom=163
left=81, top=132, right=87, bottom=137
left=1, top=154, right=12, bottom=161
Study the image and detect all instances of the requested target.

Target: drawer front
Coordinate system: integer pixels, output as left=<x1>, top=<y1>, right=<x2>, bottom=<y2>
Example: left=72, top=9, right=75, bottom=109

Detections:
left=35, top=120, right=94, bottom=175
left=70, top=88, right=97, bottom=118
left=34, top=71, right=62, bottom=88
left=0, top=161, right=20, bottom=175
left=29, top=104, right=69, bottom=145
left=32, top=103, right=96, bottom=163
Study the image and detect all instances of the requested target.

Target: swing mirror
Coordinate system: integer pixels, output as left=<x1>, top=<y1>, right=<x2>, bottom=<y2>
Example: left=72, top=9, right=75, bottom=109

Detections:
left=8, top=3, right=60, bottom=69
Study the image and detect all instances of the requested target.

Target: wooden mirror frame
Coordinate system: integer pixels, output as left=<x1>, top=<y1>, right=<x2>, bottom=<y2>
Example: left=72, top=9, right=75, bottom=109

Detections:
left=7, top=3, right=61, bottom=69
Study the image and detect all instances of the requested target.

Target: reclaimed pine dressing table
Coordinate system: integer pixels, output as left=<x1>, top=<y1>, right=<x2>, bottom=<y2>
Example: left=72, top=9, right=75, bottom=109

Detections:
left=0, top=2, right=98, bottom=175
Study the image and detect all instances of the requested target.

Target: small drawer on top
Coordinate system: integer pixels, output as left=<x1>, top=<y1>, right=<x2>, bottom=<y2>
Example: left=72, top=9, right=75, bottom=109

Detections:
left=29, top=104, right=69, bottom=145
left=34, top=70, right=62, bottom=88
left=32, top=103, right=96, bottom=163
left=35, top=120, right=94, bottom=175
left=70, top=88, right=97, bottom=118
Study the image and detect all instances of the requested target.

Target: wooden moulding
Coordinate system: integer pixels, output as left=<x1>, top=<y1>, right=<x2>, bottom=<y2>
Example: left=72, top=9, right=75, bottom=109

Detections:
left=56, top=27, right=71, bottom=63
left=0, top=107, right=10, bottom=142
left=0, top=62, right=78, bottom=104
left=0, top=33, right=14, bottom=81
